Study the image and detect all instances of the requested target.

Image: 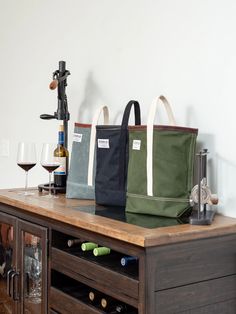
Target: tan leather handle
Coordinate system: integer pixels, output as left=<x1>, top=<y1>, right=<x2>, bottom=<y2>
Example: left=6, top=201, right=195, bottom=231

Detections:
left=147, top=96, right=176, bottom=196
left=88, top=105, right=109, bottom=186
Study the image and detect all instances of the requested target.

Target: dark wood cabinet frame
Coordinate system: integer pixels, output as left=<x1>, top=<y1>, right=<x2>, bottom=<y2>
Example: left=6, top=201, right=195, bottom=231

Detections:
left=1, top=197, right=236, bottom=314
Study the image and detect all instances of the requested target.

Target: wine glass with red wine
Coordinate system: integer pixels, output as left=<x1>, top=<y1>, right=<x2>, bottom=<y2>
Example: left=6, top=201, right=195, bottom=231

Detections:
left=17, top=142, right=37, bottom=195
left=41, top=143, right=60, bottom=198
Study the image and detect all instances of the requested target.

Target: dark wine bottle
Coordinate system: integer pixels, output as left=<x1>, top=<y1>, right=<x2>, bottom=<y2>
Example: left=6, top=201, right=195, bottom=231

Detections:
left=101, top=297, right=128, bottom=313
left=88, top=290, right=104, bottom=305
left=101, top=296, right=116, bottom=311
left=120, top=256, right=138, bottom=267
left=54, top=125, right=69, bottom=187
left=114, top=304, right=128, bottom=313
left=67, top=239, right=81, bottom=247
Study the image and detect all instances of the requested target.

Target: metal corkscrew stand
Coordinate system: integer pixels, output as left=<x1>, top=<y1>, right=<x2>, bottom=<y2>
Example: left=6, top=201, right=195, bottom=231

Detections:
left=38, top=61, right=70, bottom=194
left=189, top=149, right=217, bottom=225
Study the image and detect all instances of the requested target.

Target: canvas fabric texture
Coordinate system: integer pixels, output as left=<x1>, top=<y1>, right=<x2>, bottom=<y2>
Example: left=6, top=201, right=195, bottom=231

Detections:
left=95, top=100, right=141, bottom=207
left=126, top=96, right=198, bottom=218
left=66, top=106, right=109, bottom=199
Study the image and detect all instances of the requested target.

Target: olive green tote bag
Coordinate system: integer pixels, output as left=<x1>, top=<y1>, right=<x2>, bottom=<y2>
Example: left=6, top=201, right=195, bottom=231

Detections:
left=126, top=95, right=198, bottom=218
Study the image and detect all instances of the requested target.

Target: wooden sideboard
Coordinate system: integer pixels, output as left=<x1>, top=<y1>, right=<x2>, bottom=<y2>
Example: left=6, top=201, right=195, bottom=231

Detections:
left=0, top=188, right=236, bottom=314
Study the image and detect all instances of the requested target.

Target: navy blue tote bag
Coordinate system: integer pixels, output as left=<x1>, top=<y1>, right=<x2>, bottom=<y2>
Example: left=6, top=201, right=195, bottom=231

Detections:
left=95, top=101, right=141, bottom=206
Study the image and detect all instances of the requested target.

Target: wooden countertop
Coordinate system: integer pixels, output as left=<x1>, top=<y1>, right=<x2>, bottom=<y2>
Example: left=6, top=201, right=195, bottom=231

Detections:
left=0, top=188, right=236, bottom=247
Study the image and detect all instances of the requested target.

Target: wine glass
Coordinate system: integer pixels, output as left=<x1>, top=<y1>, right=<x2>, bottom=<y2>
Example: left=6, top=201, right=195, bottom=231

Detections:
left=41, top=143, right=60, bottom=198
left=29, top=256, right=42, bottom=304
left=17, top=142, right=37, bottom=195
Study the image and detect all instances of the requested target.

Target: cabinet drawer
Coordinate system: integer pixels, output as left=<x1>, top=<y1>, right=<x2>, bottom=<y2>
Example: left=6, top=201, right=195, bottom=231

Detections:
left=153, top=234, right=236, bottom=290
left=51, top=247, right=139, bottom=302
left=155, top=275, right=236, bottom=314
left=179, top=299, right=236, bottom=314
left=50, top=287, right=104, bottom=314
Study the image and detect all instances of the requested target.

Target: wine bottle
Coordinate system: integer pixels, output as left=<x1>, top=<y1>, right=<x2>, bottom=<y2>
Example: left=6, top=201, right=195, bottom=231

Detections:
left=114, top=304, right=128, bottom=313
left=101, top=297, right=128, bottom=313
left=88, top=290, right=104, bottom=304
left=120, top=256, right=138, bottom=267
left=54, top=125, right=69, bottom=187
left=101, top=296, right=116, bottom=310
left=81, top=242, right=98, bottom=251
left=67, top=239, right=81, bottom=248
left=93, top=247, right=111, bottom=256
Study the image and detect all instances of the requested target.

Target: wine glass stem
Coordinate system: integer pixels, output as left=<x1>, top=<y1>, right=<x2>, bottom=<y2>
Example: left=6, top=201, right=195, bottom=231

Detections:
left=49, top=172, right=52, bottom=196
left=25, top=171, right=28, bottom=193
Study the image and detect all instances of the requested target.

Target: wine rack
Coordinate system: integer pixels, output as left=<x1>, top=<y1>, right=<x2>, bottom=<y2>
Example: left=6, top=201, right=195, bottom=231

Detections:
left=51, top=230, right=139, bottom=279
left=50, top=230, right=139, bottom=314
left=51, top=270, right=137, bottom=314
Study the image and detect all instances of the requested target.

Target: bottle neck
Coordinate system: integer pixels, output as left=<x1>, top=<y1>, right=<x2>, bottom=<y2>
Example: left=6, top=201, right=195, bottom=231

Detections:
left=58, top=131, right=64, bottom=146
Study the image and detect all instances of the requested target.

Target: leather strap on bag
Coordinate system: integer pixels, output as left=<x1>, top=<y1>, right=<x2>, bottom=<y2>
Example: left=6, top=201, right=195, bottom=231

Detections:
left=147, top=95, right=176, bottom=196
left=87, top=106, right=109, bottom=186
left=119, top=100, right=141, bottom=189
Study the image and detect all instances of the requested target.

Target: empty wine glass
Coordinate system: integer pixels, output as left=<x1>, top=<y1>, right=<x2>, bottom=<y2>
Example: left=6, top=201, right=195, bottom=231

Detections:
left=41, top=143, right=60, bottom=198
left=17, top=142, right=37, bottom=195
left=28, top=256, right=42, bottom=304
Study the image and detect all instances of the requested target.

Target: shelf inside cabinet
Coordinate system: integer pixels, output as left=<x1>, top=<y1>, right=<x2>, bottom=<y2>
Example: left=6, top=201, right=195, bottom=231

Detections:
left=51, top=230, right=139, bottom=280
left=51, top=270, right=138, bottom=314
left=51, top=247, right=139, bottom=305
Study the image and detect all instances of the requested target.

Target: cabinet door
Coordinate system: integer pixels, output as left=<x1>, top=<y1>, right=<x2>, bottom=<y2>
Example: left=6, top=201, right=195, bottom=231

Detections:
left=0, top=211, right=18, bottom=314
left=18, top=220, right=48, bottom=314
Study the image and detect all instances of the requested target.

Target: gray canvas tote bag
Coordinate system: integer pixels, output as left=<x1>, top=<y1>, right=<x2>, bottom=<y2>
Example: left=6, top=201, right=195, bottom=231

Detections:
left=66, top=105, right=109, bottom=199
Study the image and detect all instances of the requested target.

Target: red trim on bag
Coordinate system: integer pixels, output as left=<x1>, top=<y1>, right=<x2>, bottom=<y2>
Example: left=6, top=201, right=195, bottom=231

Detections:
left=74, top=123, right=91, bottom=128
left=128, top=125, right=198, bottom=134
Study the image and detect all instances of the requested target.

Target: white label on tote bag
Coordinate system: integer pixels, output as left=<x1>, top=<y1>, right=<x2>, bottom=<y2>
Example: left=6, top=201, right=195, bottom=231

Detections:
left=98, top=139, right=110, bottom=148
left=132, top=140, right=141, bottom=150
left=73, top=133, right=83, bottom=143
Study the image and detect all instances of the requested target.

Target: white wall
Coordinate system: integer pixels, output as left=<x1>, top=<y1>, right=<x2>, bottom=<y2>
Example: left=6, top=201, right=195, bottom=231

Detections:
left=0, top=0, right=236, bottom=217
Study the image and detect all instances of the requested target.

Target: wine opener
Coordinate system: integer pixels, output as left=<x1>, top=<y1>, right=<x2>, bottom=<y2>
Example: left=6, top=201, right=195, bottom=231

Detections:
left=40, top=60, right=70, bottom=148
left=189, top=149, right=218, bottom=225
left=38, top=61, right=70, bottom=194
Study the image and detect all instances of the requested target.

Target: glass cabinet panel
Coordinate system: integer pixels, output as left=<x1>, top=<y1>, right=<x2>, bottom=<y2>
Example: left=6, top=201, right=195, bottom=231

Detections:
left=18, top=221, right=47, bottom=314
left=23, top=233, right=42, bottom=313
left=0, top=215, right=16, bottom=314
left=0, top=212, right=48, bottom=314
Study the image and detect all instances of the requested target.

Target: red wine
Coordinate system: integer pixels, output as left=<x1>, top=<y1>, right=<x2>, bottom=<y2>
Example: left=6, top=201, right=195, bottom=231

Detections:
left=17, top=163, right=36, bottom=171
left=42, top=164, right=59, bottom=172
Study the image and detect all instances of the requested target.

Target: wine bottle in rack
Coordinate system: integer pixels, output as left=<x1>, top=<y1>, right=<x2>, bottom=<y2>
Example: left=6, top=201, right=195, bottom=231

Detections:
left=93, top=247, right=111, bottom=256
left=114, top=304, right=129, bottom=313
left=101, top=296, right=116, bottom=311
left=120, top=256, right=138, bottom=267
left=81, top=242, right=98, bottom=251
left=88, top=290, right=104, bottom=305
left=54, top=125, right=69, bottom=187
left=67, top=239, right=82, bottom=248
left=101, top=297, right=129, bottom=313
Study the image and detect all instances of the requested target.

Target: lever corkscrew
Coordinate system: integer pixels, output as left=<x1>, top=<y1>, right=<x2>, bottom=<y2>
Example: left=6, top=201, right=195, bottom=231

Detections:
left=38, top=61, right=71, bottom=195
left=40, top=60, right=70, bottom=149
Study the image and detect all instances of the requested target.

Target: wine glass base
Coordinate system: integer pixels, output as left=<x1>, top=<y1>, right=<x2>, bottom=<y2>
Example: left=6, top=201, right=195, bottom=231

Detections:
left=41, top=194, right=58, bottom=199
left=27, top=296, right=42, bottom=304
left=38, top=183, right=66, bottom=194
left=18, top=191, right=35, bottom=196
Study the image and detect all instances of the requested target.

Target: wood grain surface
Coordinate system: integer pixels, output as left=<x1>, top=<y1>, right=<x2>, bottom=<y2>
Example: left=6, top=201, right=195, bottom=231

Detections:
left=0, top=188, right=236, bottom=247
